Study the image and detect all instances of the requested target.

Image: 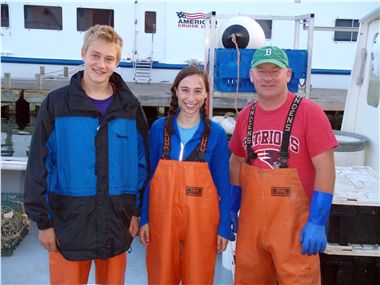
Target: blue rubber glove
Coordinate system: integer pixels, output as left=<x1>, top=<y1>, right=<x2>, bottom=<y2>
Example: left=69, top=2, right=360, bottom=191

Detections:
left=299, top=190, right=333, bottom=255
left=231, top=185, right=241, bottom=234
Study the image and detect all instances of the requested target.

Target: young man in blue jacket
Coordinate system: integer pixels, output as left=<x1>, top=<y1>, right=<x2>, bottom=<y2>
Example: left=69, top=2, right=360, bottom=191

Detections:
left=24, top=25, right=149, bottom=284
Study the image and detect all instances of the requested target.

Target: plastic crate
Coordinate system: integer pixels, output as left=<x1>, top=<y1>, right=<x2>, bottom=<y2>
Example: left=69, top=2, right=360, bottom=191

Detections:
left=327, top=204, right=380, bottom=245
left=320, top=252, right=380, bottom=285
left=214, top=48, right=308, bottom=93
left=214, top=49, right=254, bottom=92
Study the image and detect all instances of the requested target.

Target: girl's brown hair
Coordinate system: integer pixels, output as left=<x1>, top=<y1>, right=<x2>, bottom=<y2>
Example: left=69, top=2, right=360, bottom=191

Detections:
left=166, top=66, right=211, bottom=136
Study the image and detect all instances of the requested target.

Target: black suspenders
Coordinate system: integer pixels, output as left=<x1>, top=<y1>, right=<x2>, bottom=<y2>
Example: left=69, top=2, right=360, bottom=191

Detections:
left=161, top=117, right=210, bottom=162
left=246, top=103, right=258, bottom=165
left=245, top=96, right=303, bottom=168
left=161, top=126, right=171, bottom=160
left=279, top=96, right=303, bottom=168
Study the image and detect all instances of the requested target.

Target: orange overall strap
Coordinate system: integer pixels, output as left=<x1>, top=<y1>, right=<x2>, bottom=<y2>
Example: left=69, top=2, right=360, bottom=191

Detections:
left=147, top=159, right=219, bottom=284
left=234, top=164, right=320, bottom=285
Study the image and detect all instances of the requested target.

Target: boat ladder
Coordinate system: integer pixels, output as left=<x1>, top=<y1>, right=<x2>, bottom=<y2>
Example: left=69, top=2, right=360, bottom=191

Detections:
left=133, top=58, right=153, bottom=83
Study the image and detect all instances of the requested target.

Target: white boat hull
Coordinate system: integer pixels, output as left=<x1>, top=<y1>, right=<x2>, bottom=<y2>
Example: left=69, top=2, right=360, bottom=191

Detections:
left=1, top=157, right=27, bottom=194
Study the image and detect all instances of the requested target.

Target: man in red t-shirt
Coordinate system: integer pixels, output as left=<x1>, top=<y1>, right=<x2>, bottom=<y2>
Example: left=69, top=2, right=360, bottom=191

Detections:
left=229, top=45, right=337, bottom=284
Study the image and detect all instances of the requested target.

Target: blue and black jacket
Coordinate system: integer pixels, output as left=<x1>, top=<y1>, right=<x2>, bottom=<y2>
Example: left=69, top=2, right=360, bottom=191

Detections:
left=24, top=71, right=149, bottom=260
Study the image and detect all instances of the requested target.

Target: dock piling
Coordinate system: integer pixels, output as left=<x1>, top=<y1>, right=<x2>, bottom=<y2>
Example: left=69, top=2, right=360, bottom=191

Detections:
left=64, top=67, right=69, bottom=77
left=35, top=73, right=43, bottom=91
left=4, top=73, right=11, bottom=90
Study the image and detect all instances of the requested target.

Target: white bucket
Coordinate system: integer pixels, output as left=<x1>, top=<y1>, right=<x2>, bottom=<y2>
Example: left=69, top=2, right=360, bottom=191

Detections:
left=333, top=130, right=368, bottom=167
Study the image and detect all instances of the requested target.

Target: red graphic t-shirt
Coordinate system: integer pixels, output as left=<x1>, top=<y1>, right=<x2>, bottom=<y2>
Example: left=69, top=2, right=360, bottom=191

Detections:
left=229, top=92, right=338, bottom=198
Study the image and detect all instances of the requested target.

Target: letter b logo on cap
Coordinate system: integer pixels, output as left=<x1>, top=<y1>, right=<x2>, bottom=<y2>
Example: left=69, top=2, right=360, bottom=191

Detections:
left=251, top=45, right=289, bottom=68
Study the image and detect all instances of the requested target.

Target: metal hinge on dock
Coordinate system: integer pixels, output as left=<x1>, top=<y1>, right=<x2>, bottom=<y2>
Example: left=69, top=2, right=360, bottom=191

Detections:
left=133, top=58, right=152, bottom=83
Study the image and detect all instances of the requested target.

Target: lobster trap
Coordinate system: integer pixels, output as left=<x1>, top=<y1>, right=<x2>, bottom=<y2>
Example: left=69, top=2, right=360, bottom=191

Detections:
left=1, top=193, right=30, bottom=256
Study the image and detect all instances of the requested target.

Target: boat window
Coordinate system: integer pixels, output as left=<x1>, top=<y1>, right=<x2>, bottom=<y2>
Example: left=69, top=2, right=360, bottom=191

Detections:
left=368, top=32, right=379, bottom=108
left=256, top=20, right=272, bottom=39
left=24, top=5, right=62, bottom=30
left=334, top=19, right=359, bottom=42
left=1, top=4, right=9, bottom=27
left=145, top=11, right=156, bottom=33
left=77, top=8, right=114, bottom=32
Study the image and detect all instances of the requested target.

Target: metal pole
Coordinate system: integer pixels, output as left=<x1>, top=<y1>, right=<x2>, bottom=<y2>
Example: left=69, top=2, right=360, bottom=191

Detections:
left=305, top=14, right=314, bottom=99
left=204, top=13, right=211, bottom=73
left=293, top=19, right=300, bottom=49
left=133, top=0, right=138, bottom=62
left=208, top=12, right=216, bottom=118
